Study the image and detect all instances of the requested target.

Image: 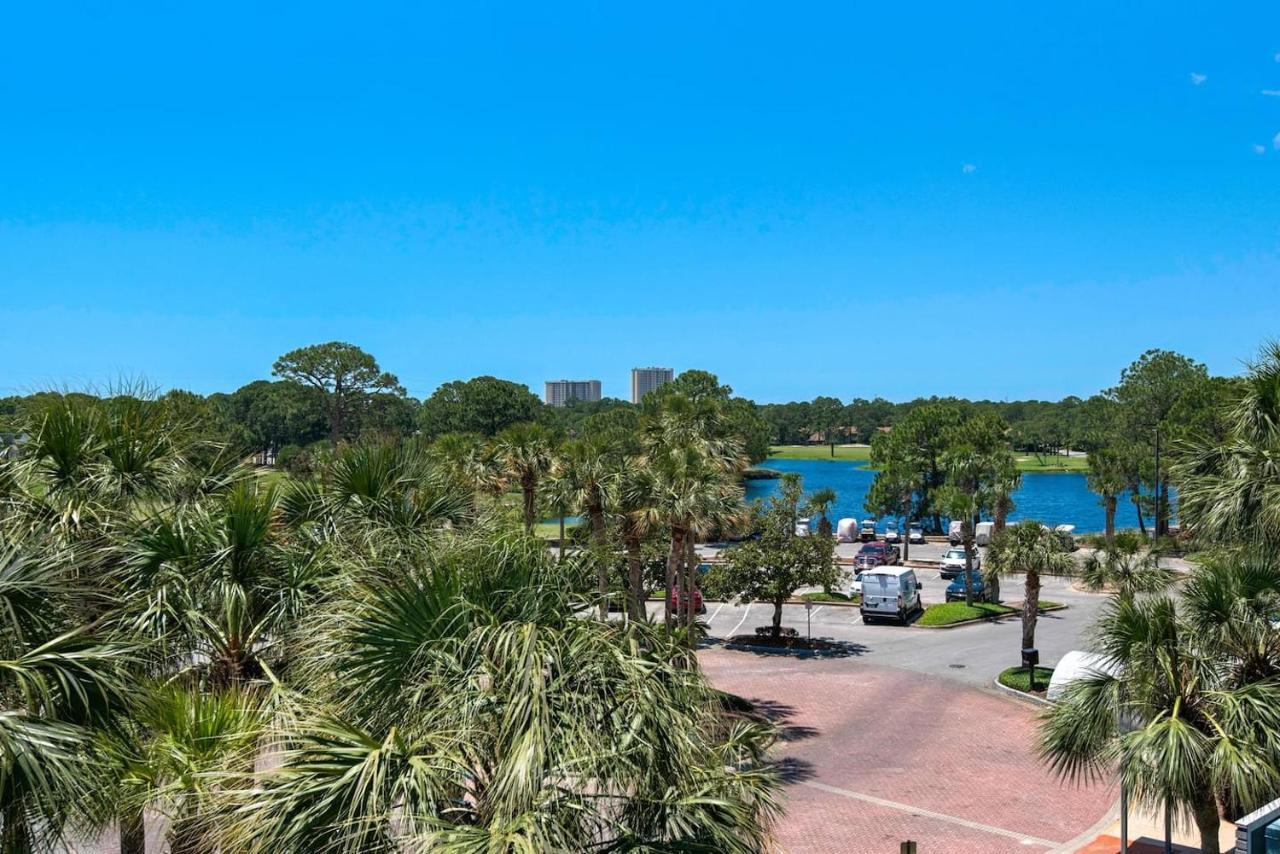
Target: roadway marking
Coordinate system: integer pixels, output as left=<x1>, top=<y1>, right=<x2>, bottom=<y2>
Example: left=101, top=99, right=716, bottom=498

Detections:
left=799, top=781, right=1058, bottom=849
left=706, top=601, right=728, bottom=625
left=728, top=602, right=753, bottom=638
left=808, top=606, right=824, bottom=618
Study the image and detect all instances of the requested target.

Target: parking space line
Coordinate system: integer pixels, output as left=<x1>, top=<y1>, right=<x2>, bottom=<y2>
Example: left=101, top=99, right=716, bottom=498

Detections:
left=728, top=602, right=752, bottom=637
left=808, top=606, right=824, bottom=618
left=800, top=781, right=1058, bottom=848
left=706, top=601, right=728, bottom=625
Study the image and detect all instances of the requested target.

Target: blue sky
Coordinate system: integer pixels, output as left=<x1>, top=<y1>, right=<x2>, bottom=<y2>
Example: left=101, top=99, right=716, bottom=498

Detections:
left=3, top=2, right=1279, bottom=403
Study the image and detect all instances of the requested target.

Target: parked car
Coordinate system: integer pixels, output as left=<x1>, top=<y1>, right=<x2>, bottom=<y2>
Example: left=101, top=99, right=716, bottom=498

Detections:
left=860, top=566, right=923, bottom=624
left=848, top=570, right=866, bottom=598
left=907, top=523, right=926, bottom=544
left=858, top=541, right=901, bottom=566
left=884, top=523, right=901, bottom=543
left=945, top=572, right=990, bottom=602
left=836, top=518, right=859, bottom=543
left=859, top=518, right=878, bottom=542
left=939, top=547, right=979, bottom=579
left=795, top=517, right=811, bottom=537
left=668, top=587, right=705, bottom=615
left=947, top=520, right=964, bottom=545
left=854, top=551, right=885, bottom=571
left=1054, top=524, right=1078, bottom=551
left=975, top=521, right=995, bottom=546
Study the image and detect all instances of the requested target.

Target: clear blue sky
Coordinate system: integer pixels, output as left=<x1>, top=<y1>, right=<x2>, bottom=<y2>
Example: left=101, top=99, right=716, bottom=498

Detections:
left=3, top=2, right=1278, bottom=403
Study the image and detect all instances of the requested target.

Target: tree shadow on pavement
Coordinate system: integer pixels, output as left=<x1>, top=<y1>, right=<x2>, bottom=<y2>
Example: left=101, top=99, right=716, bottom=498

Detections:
left=773, top=755, right=818, bottom=784
left=714, top=637, right=871, bottom=659
left=739, top=698, right=819, bottom=743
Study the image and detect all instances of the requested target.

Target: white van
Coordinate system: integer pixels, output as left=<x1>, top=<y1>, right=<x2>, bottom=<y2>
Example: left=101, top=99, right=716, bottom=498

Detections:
left=975, top=521, right=995, bottom=546
left=859, top=566, right=923, bottom=625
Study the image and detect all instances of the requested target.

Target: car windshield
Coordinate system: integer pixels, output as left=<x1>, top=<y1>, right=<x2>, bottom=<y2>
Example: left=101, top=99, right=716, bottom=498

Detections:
left=945, top=549, right=966, bottom=560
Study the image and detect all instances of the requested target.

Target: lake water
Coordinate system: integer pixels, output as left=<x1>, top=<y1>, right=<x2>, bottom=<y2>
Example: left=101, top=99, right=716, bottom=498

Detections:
left=745, top=458, right=1151, bottom=534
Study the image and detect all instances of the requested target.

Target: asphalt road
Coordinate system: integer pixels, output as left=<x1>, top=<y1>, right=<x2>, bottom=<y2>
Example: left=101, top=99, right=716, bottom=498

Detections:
left=653, top=540, right=1111, bottom=689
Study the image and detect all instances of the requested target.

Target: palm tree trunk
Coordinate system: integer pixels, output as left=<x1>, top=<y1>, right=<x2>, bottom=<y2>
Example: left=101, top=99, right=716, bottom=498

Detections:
left=1021, top=568, right=1040, bottom=651
left=1190, top=786, right=1222, bottom=854
left=119, top=806, right=145, bottom=854
left=590, top=503, right=608, bottom=619
left=558, top=514, right=565, bottom=560
left=684, top=536, right=698, bottom=635
left=1133, top=493, right=1147, bottom=537
left=521, top=475, right=536, bottom=534
left=1104, top=495, right=1117, bottom=545
left=664, top=529, right=681, bottom=630
left=625, top=533, right=644, bottom=621
left=962, top=523, right=975, bottom=606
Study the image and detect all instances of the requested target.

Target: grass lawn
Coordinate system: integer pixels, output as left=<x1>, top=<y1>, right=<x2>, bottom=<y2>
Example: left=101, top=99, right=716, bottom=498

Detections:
left=917, top=600, right=1016, bottom=626
left=772, top=445, right=1090, bottom=473
left=799, top=591, right=859, bottom=604
left=534, top=521, right=582, bottom=539
left=997, top=665, right=1055, bottom=693
left=1013, top=454, right=1090, bottom=473
left=768, top=444, right=872, bottom=462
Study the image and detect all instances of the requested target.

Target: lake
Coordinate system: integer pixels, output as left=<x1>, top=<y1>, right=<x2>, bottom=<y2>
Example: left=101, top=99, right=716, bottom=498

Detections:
left=745, top=458, right=1152, bottom=534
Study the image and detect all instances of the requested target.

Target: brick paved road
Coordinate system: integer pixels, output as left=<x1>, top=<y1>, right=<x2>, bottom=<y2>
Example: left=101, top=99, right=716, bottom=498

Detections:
left=700, top=648, right=1116, bottom=853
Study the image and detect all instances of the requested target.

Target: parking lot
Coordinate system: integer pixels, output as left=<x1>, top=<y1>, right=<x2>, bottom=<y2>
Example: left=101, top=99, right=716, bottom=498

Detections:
left=651, top=540, right=1108, bottom=689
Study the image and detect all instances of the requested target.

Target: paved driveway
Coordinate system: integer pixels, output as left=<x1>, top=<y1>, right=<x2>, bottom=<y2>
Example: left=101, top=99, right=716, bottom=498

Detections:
left=700, top=649, right=1115, bottom=853
left=653, top=573, right=1107, bottom=688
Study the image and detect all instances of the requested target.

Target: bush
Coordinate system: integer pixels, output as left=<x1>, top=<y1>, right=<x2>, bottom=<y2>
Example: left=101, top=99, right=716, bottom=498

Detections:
left=276, top=444, right=314, bottom=477
left=754, top=626, right=799, bottom=639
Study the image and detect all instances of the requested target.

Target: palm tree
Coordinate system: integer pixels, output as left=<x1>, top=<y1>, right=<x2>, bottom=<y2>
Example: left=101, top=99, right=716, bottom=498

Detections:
left=493, top=422, right=557, bottom=534
left=1039, top=562, right=1280, bottom=854
left=86, top=682, right=266, bottom=854
left=1173, top=340, right=1280, bottom=549
left=615, top=455, right=658, bottom=621
left=648, top=443, right=745, bottom=634
left=1080, top=529, right=1177, bottom=599
left=0, top=537, right=129, bottom=852
left=806, top=487, right=837, bottom=538
left=990, top=458, right=1021, bottom=534
left=221, top=533, right=781, bottom=852
left=1086, top=446, right=1129, bottom=545
left=985, top=521, right=1075, bottom=655
left=548, top=435, right=617, bottom=618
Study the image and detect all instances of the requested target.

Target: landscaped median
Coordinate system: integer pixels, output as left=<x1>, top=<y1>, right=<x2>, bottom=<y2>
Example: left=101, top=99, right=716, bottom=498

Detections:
left=915, top=599, right=1064, bottom=628
left=997, top=665, right=1055, bottom=696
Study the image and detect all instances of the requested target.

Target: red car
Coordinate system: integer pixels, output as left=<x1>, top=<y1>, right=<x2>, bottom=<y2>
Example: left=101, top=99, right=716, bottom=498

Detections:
left=669, top=587, right=706, bottom=615
left=856, top=541, right=902, bottom=569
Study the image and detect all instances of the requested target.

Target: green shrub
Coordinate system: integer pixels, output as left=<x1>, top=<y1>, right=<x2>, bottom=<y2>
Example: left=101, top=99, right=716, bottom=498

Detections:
left=997, top=665, right=1055, bottom=693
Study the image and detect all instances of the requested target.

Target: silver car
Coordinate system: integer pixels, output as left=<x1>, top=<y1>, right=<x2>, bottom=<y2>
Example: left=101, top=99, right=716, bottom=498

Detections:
left=939, top=547, right=980, bottom=579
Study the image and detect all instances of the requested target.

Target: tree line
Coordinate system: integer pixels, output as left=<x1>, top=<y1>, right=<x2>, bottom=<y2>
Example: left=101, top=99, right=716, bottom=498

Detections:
left=0, top=365, right=783, bottom=851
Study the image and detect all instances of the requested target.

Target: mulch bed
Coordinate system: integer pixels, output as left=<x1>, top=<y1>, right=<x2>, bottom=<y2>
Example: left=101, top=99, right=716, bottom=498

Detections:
left=724, top=633, right=847, bottom=652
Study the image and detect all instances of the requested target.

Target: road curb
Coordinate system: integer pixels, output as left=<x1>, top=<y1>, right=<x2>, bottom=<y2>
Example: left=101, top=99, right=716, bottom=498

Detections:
left=912, top=602, right=1068, bottom=630
left=991, top=676, right=1052, bottom=707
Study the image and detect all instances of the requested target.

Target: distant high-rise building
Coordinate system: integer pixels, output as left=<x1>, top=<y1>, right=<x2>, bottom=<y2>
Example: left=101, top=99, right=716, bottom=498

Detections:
left=544, top=379, right=602, bottom=408
left=630, top=367, right=674, bottom=403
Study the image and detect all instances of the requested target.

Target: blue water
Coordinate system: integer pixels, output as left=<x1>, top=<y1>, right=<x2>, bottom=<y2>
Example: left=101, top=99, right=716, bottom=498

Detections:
left=745, top=458, right=1151, bottom=534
